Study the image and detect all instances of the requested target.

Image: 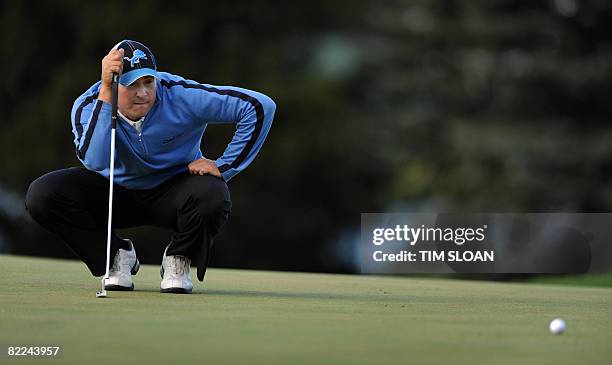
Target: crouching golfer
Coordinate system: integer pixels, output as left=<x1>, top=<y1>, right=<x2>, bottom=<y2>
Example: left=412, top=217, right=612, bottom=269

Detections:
left=25, top=40, right=276, bottom=293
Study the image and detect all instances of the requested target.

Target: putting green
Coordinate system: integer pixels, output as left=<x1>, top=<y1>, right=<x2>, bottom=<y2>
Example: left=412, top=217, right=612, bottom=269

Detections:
left=1, top=255, right=611, bottom=365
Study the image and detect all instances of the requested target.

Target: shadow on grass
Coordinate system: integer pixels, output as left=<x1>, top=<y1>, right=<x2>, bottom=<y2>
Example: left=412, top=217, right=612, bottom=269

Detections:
left=203, top=288, right=415, bottom=303
left=127, top=287, right=414, bottom=303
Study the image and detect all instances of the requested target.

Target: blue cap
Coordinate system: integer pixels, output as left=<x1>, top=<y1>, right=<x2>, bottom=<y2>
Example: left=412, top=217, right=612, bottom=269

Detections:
left=113, top=40, right=158, bottom=86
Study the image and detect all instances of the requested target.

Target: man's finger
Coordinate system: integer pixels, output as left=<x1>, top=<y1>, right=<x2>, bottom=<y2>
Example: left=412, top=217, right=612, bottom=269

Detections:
left=111, top=48, right=124, bottom=57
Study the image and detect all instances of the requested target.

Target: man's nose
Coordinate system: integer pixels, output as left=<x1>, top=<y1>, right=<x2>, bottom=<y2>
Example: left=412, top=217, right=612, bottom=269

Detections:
left=135, top=86, right=148, bottom=97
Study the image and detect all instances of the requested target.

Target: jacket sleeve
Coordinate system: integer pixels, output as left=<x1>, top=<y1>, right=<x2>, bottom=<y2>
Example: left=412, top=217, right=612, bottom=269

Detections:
left=71, top=92, right=113, bottom=171
left=178, top=82, right=276, bottom=181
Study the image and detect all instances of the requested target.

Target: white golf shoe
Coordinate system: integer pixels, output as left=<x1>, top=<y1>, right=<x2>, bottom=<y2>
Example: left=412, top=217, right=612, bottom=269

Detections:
left=104, top=239, right=140, bottom=291
left=160, top=246, right=193, bottom=294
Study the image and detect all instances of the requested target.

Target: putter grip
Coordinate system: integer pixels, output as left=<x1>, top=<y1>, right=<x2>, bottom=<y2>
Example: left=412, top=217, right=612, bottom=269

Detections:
left=111, top=73, right=119, bottom=129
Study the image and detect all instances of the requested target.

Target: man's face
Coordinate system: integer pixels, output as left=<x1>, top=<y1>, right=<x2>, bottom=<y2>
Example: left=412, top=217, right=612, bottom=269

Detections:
left=118, top=76, right=157, bottom=120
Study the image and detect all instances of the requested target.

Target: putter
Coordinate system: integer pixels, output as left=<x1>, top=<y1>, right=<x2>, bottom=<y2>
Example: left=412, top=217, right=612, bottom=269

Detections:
left=96, top=73, right=119, bottom=298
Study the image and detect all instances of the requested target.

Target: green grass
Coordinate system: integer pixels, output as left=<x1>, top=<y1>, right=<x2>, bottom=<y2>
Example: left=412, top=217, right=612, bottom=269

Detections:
left=1, top=255, right=611, bottom=365
left=529, top=273, right=612, bottom=288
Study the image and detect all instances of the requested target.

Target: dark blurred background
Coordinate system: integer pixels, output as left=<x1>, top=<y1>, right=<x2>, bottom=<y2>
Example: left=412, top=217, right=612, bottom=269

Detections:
left=1, top=0, right=611, bottom=274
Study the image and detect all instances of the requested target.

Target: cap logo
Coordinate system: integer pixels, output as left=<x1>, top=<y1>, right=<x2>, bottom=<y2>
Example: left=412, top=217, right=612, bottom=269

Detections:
left=124, top=49, right=148, bottom=67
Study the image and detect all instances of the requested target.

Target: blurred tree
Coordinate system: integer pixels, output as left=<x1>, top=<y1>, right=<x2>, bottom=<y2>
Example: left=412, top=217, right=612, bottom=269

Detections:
left=1, top=0, right=611, bottom=272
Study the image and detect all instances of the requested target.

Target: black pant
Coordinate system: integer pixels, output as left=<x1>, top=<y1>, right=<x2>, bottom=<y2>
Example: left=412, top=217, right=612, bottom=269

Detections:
left=25, top=167, right=231, bottom=281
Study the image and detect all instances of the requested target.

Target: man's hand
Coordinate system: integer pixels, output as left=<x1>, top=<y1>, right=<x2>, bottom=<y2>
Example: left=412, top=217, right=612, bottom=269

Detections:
left=188, top=157, right=222, bottom=178
left=98, top=48, right=124, bottom=104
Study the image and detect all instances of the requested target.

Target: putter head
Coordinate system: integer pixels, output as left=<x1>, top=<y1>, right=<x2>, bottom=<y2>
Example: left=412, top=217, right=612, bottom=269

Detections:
left=96, top=277, right=108, bottom=298
left=96, top=289, right=107, bottom=298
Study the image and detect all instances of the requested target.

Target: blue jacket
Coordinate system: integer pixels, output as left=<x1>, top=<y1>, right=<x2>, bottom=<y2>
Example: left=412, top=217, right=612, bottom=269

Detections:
left=71, top=71, right=276, bottom=189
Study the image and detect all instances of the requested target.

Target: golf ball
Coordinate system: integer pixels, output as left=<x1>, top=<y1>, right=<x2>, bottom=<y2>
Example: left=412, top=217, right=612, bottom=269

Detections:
left=549, top=318, right=566, bottom=335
